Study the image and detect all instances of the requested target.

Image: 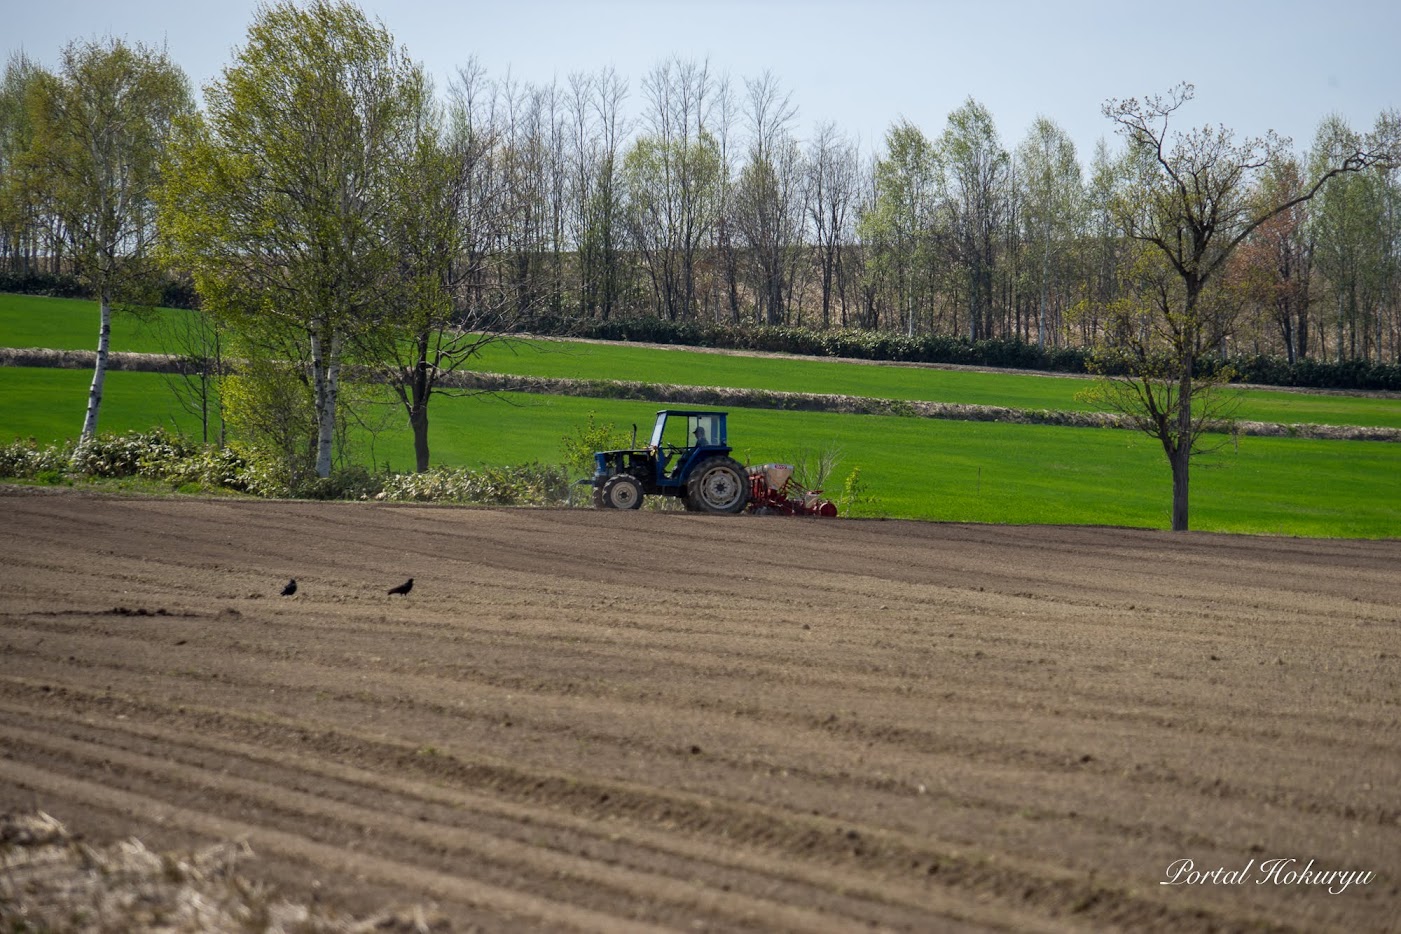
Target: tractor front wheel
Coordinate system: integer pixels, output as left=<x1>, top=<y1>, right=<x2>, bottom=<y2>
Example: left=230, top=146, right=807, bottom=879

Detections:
left=601, top=473, right=644, bottom=510
left=685, top=457, right=749, bottom=514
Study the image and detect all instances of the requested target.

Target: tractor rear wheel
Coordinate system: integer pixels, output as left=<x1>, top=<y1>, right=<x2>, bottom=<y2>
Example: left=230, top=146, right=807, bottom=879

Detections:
left=685, top=456, right=749, bottom=514
left=601, top=473, right=644, bottom=510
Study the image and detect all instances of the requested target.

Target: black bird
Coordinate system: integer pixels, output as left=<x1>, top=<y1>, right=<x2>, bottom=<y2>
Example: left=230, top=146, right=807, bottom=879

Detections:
left=388, top=577, right=414, bottom=597
left=280, top=578, right=298, bottom=597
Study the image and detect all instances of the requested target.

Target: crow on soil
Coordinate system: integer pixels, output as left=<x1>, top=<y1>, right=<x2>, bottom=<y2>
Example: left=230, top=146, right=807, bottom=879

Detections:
left=280, top=578, right=297, bottom=597
left=388, top=577, right=414, bottom=596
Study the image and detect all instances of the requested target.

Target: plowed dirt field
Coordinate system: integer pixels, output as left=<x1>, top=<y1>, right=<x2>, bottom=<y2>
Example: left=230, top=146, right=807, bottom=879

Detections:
left=2, top=487, right=1398, bottom=932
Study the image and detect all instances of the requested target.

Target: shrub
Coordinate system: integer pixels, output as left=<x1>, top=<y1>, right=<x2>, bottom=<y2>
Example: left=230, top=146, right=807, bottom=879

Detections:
left=560, top=413, right=632, bottom=479
left=69, top=428, right=198, bottom=479
left=379, top=463, right=570, bottom=506
left=290, top=465, right=385, bottom=501
left=0, top=437, right=76, bottom=479
left=0, top=430, right=574, bottom=507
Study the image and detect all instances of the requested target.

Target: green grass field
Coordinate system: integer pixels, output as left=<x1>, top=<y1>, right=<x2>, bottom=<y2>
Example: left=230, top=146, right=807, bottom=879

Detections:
left=0, top=294, right=194, bottom=355
left=475, top=337, right=1401, bottom=429
left=2, top=366, right=1397, bottom=537
left=4, top=294, right=1400, bottom=428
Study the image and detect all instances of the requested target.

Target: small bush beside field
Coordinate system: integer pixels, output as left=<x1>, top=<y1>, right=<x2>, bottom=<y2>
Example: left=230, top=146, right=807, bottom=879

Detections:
left=0, top=428, right=574, bottom=507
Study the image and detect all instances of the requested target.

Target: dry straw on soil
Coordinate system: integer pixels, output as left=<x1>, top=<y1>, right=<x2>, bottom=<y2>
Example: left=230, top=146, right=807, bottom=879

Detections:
left=0, top=811, right=443, bottom=933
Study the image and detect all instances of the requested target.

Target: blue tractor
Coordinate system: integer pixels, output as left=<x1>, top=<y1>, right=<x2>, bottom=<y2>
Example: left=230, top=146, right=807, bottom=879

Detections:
left=592, top=409, right=750, bottom=514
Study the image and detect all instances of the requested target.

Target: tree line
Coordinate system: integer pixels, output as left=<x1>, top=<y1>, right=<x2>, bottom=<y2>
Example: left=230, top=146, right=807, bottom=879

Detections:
left=0, top=1, right=1395, bottom=529
left=4, top=11, right=1398, bottom=363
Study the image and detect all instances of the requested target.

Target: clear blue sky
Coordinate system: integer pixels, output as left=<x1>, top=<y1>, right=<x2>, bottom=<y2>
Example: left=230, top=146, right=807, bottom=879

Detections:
left=7, top=0, right=1399, bottom=164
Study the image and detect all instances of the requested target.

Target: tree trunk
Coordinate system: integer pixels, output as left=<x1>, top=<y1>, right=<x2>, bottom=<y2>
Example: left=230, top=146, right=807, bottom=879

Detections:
left=80, top=288, right=112, bottom=443
left=411, top=405, right=430, bottom=473
left=311, top=328, right=341, bottom=479
left=1170, top=441, right=1191, bottom=532
left=410, top=343, right=432, bottom=473
left=1171, top=364, right=1193, bottom=531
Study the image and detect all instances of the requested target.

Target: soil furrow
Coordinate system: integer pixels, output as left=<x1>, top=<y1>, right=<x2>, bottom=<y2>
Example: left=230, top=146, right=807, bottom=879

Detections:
left=3, top=488, right=1397, bottom=932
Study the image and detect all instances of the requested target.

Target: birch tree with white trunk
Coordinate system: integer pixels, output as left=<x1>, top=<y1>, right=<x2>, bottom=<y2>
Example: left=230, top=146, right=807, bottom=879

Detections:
left=27, top=38, right=191, bottom=444
left=159, top=0, right=427, bottom=478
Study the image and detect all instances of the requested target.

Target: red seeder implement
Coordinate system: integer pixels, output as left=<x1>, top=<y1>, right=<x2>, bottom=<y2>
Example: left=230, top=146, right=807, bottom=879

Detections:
left=746, top=464, right=838, bottom=517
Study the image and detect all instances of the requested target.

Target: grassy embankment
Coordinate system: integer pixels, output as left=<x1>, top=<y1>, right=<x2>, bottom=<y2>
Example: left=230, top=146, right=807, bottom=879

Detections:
left=2, top=294, right=1398, bottom=537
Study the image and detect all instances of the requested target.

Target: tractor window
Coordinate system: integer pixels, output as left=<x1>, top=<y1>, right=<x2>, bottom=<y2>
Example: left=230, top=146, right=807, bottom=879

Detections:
left=656, top=415, right=689, bottom=450
left=688, top=414, right=721, bottom=447
left=654, top=413, right=723, bottom=450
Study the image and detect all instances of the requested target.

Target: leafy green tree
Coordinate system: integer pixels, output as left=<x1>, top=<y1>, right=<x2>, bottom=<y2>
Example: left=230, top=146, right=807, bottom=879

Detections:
left=857, top=121, right=940, bottom=336
left=0, top=52, right=50, bottom=275
left=1097, top=83, right=1391, bottom=531
left=26, top=38, right=192, bottom=443
left=1310, top=116, right=1391, bottom=362
left=220, top=351, right=316, bottom=493
left=1016, top=117, right=1082, bottom=348
left=938, top=99, right=1010, bottom=341
left=159, top=0, right=429, bottom=478
left=621, top=130, right=723, bottom=320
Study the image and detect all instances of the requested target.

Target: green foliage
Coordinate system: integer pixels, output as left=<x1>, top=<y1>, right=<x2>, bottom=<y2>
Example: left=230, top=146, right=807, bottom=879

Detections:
left=0, top=271, right=86, bottom=299
left=0, top=427, right=254, bottom=494
left=620, top=128, right=724, bottom=319
left=785, top=445, right=843, bottom=493
left=559, top=412, right=631, bottom=478
left=0, top=428, right=569, bottom=507
left=158, top=0, right=432, bottom=478
left=379, top=463, right=570, bottom=506
left=26, top=38, right=193, bottom=300
left=290, top=465, right=384, bottom=501
left=0, top=435, right=73, bottom=478
left=220, top=357, right=316, bottom=493
left=839, top=467, right=879, bottom=518
left=70, top=427, right=196, bottom=478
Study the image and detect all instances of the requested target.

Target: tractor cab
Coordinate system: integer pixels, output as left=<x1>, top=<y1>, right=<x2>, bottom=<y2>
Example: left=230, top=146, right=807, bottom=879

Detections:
left=592, top=409, right=749, bottom=513
left=650, top=410, right=727, bottom=478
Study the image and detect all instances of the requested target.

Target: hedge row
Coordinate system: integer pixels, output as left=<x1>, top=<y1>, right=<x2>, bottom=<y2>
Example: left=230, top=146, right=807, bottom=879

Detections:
left=0, top=271, right=199, bottom=309
left=548, top=316, right=1401, bottom=392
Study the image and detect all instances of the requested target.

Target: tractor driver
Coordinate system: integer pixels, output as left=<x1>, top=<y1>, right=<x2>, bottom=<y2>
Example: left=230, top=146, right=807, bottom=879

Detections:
left=692, top=424, right=708, bottom=447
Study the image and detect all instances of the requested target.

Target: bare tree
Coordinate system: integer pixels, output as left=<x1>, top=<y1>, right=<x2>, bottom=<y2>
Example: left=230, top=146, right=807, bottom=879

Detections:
left=628, top=57, right=721, bottom=320
left=711, top=74, right=743, bottom=322
left=734, top=71, right=805, bottom=325
left=358, top=61, right=521, bottom=473
left=1096, top=83, right=1392, bottom=530
left=564, top=68, right=630, bottom=321
left=1236, top=155, right=1315, bottom=362
left=157, top=307, right=227, bottom=446
left=806, top=123, right=859, bottom=329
